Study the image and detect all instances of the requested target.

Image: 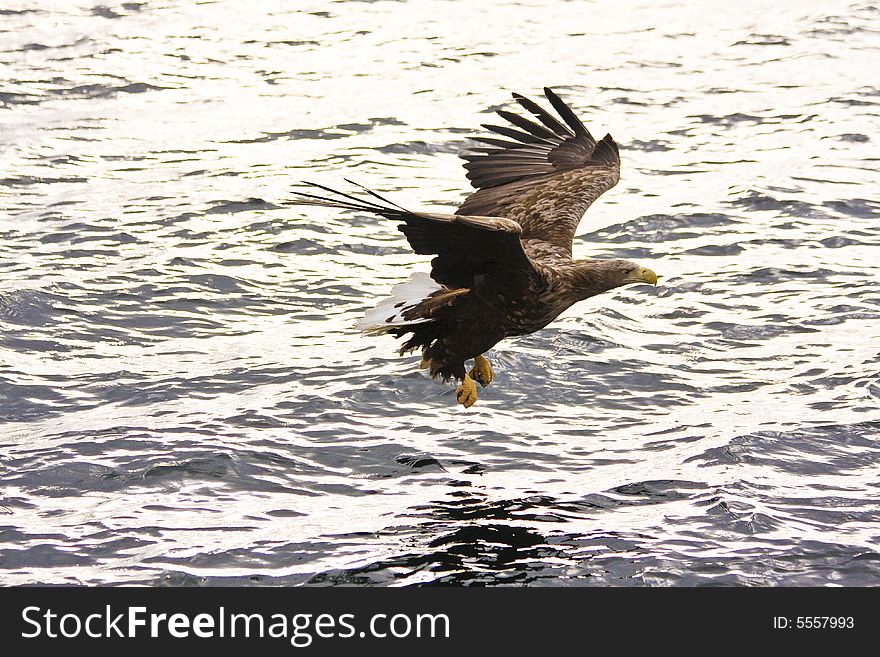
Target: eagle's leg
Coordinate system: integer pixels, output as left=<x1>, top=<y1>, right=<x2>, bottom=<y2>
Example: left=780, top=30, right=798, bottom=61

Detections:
left=468, top=354, right=494, bottom=388
left=455, top=373, right=478, bottom=409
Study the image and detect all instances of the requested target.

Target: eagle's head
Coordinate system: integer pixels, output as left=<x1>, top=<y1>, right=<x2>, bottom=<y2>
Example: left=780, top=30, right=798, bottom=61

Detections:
left=572, top=259, right=658, bottom=299
left=618, top=260, right=658, bottom=287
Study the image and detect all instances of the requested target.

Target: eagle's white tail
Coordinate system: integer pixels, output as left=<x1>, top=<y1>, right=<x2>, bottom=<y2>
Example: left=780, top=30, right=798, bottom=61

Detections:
left=357, top=272, right=441, bottom=334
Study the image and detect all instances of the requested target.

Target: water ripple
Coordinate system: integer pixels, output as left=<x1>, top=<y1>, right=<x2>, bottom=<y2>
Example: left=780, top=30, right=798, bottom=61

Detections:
left=1, top=0, right=878, bottom=586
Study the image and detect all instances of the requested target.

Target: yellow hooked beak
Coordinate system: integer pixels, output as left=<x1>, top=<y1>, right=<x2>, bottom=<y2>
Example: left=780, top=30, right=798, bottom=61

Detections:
left=625, top=267, right=658, bottom=286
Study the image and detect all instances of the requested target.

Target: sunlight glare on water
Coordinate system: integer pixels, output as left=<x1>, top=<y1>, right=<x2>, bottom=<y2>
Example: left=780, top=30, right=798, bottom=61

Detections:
left=1, top=0, right=879, bottom=585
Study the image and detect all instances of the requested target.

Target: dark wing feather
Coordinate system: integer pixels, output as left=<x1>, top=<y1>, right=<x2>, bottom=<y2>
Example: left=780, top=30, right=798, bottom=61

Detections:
left=544, top=87, right=593, bottom=138
left=287, top=183, right=541, bottom=293
left=511, top=92, right=571, bottom=136
left=457, top=88, right=621, bottom=255
left=496, top=109, right=559, bottom=141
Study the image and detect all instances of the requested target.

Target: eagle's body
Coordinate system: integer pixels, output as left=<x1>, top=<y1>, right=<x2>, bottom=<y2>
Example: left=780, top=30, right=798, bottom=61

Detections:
left=291, top=88, right=658, bottom=407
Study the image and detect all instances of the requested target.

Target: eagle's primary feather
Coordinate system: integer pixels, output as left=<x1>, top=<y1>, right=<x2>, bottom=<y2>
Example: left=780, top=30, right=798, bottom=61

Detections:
left=287, top=88, right=657, bottom=406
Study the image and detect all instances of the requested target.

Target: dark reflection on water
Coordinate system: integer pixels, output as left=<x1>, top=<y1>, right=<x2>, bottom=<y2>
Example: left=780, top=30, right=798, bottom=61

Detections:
left=1, top=1, right=879, bottom=585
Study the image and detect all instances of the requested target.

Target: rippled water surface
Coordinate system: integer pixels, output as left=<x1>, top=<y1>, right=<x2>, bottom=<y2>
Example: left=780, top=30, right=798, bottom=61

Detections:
left=2, top=0, right=879, bottom=586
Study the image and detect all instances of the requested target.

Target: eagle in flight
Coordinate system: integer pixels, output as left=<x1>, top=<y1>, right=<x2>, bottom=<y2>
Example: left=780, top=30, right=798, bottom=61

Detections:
left=290, top=88, right=657, bottom=408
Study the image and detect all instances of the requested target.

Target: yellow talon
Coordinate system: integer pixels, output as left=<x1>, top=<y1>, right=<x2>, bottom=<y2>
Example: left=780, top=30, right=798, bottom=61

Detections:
left=469, top=354, right=493, bottom=387
left=455, top=373, right=478, bottom=408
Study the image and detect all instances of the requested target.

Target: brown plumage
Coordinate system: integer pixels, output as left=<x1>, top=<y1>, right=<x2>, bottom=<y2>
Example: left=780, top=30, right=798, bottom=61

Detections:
left=288, top=87, right=658, bottom=407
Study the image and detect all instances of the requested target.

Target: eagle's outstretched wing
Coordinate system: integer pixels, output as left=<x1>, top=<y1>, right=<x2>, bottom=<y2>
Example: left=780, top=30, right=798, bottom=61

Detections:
left=457, top=87, right=620, bottom=255
left=288, top=181, right=542, bottom=293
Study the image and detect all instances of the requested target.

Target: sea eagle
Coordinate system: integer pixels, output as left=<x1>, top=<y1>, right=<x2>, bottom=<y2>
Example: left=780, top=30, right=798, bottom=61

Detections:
left=290, top=88, right=658, bottom=408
